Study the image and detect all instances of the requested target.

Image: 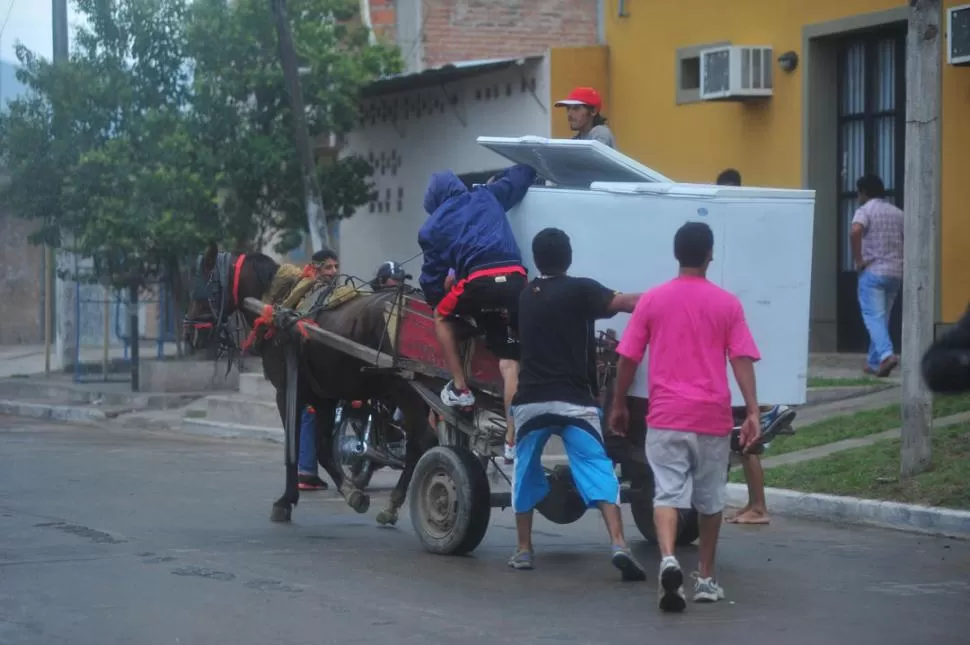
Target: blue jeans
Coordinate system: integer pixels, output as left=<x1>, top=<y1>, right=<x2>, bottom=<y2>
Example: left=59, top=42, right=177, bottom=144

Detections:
left=858, top=270, right=901, bottom=371
left=298, top=406, right=317, bottom=475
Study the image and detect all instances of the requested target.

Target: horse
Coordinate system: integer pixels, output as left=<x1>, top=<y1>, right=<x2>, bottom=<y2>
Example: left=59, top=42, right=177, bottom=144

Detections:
left=922, top=305, right=970, bottom=394
left=189, top=244, right=434, bottom=525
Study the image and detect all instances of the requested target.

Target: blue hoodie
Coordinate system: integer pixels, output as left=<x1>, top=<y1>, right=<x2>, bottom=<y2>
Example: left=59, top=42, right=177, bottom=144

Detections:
left=417, top=164, right=537, bottom=308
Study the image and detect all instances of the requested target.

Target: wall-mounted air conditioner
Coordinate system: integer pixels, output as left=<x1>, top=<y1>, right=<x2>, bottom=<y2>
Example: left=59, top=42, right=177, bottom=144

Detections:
left=948, top=4, right=970, bottom=66
left=699, top=45, right=773, bottom=101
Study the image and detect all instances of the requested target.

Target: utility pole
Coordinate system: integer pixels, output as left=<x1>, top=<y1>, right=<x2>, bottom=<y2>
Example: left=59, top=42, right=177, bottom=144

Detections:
left=270, top=0, right=330, bottom=252
left=900, top=0, right=941, bottom=478
left=51, top=0, right=77, bottom=374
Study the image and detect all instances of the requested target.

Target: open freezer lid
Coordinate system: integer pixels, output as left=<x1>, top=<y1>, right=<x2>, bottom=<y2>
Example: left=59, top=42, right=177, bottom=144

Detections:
left=476, top=136, right=672, bottom=188
left=590, top=182, right=817, bottom=200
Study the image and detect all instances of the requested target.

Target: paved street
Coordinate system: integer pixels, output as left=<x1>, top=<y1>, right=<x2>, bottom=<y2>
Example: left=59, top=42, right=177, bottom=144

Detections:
left=1, top=415, right=968, bottom=645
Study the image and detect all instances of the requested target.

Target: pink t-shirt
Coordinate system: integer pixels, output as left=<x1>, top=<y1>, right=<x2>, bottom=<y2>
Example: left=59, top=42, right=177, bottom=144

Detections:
left=616, top=276, right=761, bottom=436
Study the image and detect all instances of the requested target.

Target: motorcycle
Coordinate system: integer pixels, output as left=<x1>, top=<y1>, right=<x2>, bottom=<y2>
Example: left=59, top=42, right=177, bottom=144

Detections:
left=331, top=397, right=408, bottom=490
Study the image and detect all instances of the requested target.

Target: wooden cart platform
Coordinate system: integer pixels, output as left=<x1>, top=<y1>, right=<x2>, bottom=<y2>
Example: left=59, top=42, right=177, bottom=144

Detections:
left=241, top=292, right=702, bottom=556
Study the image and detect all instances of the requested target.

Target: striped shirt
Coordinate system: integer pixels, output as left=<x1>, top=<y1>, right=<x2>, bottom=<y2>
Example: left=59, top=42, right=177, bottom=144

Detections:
left=851, top=198, right=904, bottom=278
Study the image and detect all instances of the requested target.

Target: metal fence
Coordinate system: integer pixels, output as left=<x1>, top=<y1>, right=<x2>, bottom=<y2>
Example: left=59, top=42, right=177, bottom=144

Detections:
left=73, top=279, right=179, bottom=384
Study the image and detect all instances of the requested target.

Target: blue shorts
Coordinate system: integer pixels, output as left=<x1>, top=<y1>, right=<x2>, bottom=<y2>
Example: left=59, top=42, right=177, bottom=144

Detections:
left=510, top=401, right=620, bottom=513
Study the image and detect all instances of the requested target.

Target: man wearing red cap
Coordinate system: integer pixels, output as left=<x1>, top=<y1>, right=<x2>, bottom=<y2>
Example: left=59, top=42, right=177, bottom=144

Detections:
left=554, top=87, right=616, bottom=149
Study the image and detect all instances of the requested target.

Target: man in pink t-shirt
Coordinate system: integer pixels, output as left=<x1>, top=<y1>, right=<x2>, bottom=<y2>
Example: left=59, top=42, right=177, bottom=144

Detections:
left=609, top=221, right=762, bottom=613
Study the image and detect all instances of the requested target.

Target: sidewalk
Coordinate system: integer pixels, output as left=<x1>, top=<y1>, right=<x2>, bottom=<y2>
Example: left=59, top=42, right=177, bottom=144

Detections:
left=0, top=343, right=179, bottom=379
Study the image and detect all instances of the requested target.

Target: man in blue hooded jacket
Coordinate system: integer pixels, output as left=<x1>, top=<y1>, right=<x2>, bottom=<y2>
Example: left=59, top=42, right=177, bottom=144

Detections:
left=418, top=164, right=538, bottom=434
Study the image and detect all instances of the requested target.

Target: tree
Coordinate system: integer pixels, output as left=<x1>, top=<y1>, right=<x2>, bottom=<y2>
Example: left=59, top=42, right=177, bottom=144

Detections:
left=0, top=0, right=221, bottom=289
left=186, top=0, right=401, bottom=254
left=0, top=0, right=400, bottom=296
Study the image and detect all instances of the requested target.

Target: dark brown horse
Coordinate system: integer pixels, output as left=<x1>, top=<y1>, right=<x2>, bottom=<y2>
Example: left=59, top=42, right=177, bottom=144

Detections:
left=189, top=245, right=434, bottom=525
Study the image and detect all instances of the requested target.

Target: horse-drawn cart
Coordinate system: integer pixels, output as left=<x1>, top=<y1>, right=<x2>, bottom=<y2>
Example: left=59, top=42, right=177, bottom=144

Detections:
left=242, top=290, right=698, bottom=556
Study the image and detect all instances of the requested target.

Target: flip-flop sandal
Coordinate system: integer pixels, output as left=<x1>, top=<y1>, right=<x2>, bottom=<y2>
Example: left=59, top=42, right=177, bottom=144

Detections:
left=726, top=512, right=770, bottom=525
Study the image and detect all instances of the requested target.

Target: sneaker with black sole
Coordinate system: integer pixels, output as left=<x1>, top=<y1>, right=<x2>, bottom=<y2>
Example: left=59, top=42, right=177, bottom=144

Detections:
left=658, top=555, right=687, bottom=613
left=611, top=546, right=647, bottom=582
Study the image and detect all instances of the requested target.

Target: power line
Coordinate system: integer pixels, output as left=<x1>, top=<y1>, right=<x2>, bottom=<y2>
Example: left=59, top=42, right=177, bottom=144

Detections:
left=0, top=0, right=17, bottom=41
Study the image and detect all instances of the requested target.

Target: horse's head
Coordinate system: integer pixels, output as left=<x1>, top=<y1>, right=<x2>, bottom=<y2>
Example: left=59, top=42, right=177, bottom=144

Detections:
left=183, top=242, right=280, bottom=353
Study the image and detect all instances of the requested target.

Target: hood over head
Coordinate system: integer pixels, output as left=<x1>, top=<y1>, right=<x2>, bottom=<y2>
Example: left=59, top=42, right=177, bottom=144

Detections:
left=423, top=171, right=468, bottom=215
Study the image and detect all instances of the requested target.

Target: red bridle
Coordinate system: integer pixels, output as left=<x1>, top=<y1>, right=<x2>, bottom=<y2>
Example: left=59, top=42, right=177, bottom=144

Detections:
left=230, top=254, right=246, bottom=309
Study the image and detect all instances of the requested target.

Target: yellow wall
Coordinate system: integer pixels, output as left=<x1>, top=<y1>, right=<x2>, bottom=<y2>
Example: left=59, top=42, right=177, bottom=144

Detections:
left=603, top=0, right=970, bottom=322
left=548, top=46, right=610, bottom=140
left=940, top=0, right=970, bottom=321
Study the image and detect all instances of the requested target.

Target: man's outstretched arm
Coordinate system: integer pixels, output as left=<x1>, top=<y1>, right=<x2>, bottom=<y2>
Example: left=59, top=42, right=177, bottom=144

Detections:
left=486, top=164, right=538, bottom=211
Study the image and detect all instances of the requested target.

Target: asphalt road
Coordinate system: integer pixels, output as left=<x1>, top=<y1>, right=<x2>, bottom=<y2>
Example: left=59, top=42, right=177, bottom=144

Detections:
left=1, top=416, right=968, bottom=645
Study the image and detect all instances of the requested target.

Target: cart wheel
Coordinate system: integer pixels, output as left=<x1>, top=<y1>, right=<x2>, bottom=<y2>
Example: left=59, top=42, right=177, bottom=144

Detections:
left=535, top=465, right=587, bottom=525
left=409, top=445, right=491, bottom=556
left=676, top=508, right=700, bottom=545
left=629, top=490, right=700, bottom=546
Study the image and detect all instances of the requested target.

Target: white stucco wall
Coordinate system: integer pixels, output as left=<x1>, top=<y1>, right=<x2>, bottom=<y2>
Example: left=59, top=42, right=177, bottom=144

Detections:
left=338, top=58, right=551, bottom=282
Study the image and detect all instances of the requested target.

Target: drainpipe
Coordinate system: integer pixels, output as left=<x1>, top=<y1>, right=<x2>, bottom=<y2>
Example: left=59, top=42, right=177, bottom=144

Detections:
left=359, top=0, right=376, bottom=45
left=596, top=0, right=605, bottom=45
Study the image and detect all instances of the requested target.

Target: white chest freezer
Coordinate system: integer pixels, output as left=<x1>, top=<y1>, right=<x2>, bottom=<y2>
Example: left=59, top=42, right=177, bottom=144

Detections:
left=478, top=135, right=815, bottom=406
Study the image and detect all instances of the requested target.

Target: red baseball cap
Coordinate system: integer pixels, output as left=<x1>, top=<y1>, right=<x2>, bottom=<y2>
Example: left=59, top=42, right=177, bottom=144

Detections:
left=554, top=87, right=603, bottom=111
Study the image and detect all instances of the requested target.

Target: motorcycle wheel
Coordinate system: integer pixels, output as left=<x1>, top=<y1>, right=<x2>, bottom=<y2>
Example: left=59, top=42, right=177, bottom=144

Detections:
left=332, top=412, right=377, bottom=490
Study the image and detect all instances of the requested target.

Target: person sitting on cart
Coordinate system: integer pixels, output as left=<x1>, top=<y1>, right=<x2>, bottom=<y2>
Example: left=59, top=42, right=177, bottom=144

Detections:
left=371, top=260, right=407, bottom=290
left=296, top=247, right=341, bottom=491
left=418, top=163, right=537, bottom=425
left=508, top=227, right=646, bottom=581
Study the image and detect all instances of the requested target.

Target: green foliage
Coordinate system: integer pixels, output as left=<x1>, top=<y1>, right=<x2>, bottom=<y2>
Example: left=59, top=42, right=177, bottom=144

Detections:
left=188, top=0, right=401, bottom=253
left=0, top=0, right=401, bottom=288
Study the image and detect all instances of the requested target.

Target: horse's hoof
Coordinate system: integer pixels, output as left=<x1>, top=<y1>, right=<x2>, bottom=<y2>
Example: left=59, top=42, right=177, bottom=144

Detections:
left=348, top=490, right=371, bottom=514
left=376, top=508, right=399, bottom=526
left=270, top=504, right=292, bottom=523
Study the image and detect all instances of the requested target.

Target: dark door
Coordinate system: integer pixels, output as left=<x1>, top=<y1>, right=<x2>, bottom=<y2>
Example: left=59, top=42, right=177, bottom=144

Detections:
left=835, top=27, right=906, bottom=353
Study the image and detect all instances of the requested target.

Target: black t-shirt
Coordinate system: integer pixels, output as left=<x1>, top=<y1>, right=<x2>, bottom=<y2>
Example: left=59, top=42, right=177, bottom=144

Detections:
left=513, top=275, right=618, bottom=407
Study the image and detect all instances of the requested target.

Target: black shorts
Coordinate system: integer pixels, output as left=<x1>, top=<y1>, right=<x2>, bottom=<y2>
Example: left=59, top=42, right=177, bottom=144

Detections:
left=437, top=269, right=526, bottom=361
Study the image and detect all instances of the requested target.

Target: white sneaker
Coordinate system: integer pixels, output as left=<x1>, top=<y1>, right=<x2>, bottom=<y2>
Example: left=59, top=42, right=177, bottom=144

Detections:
left=658, top=556, right=686, bottom=613
left=440, top=381, right=475, bottom=407
left=692, top=572, right=725, bottom=603
left=504, top=442, right=515, bottom=463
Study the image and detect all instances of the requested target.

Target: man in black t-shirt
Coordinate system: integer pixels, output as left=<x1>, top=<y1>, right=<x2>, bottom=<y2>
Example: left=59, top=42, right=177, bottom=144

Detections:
left=508, top=227, right=646, bottom=581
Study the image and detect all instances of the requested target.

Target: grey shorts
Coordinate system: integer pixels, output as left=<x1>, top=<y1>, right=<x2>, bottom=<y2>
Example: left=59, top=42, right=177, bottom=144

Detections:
left=646, top=428, right=731, bottom=516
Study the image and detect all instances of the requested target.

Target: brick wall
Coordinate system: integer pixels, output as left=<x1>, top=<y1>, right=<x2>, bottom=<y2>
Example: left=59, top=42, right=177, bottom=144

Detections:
left=0, top=210, right=43, bottom=345
left=422, top=0, right=598, bottom=67
left=369, top=0, right=396, bottom=42
left=370, top=0, right=599, bottom=68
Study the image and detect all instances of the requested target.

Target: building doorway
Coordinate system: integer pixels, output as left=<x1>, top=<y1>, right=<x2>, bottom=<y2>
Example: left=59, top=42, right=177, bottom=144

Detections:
left=835, top=26, right=905, bottom=353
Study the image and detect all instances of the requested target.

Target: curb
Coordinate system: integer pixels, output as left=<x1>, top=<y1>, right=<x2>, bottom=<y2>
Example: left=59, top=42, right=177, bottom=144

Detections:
left=180, top=418, right=284, bottom=444
left=725, top=483, right=970, bottom=539
left=0, top=399, right=108, bottom=424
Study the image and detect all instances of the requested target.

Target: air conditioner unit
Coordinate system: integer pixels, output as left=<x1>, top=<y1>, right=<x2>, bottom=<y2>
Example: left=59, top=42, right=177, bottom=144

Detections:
left=699, top=45, right=774, bottom=101
left=948, top=4, right=970, bottom=66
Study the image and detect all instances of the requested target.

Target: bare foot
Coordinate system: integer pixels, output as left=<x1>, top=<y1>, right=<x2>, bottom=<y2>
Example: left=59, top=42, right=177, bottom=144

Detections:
left=726, top=509, right=770, bottom=525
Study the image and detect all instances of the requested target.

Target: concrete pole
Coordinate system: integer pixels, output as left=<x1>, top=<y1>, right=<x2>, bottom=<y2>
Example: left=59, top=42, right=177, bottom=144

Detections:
left=270, top=0, right=330, bottom=253
left=52, top=0, right=77, bottom=373
left=900, top=0, right=941, bottom=478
